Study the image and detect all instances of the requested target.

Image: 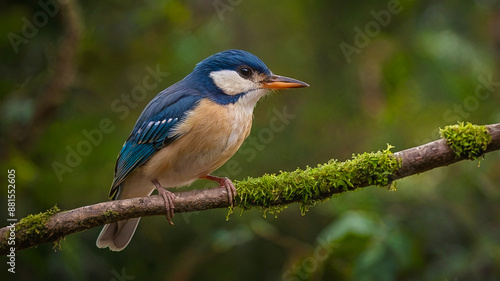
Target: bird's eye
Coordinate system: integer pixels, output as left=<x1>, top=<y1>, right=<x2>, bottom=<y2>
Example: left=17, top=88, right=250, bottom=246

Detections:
left=237, top=66, right=252, bottom=78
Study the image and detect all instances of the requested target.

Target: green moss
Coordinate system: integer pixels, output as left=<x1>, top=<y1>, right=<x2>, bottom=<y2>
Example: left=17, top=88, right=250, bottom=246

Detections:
left=234, top=144, right=401, bottom=216
left=17, top=205, right=60, bottom=248
left=440, top=122, right=492, bottom=160
left=78, top=209, right=120, bottom=229
left=18, top=205, right=60, bottom=235
left=100, top=210, right=120, bottom=224
left=52, top=238, right=63, bottom=251
left=103, top=210, right=120, bottom=219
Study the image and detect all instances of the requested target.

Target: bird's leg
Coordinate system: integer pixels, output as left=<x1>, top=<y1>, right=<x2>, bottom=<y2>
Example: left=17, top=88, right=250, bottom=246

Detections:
left=202, top=175, right=237, bottom=207
left=152, top=179, right=175, bottom=225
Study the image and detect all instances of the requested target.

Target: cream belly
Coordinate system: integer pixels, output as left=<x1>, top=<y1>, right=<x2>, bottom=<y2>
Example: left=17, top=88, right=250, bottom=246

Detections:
left=116, top=90, right=266, bottom=200
left=140, top=98, right=254, bottom=189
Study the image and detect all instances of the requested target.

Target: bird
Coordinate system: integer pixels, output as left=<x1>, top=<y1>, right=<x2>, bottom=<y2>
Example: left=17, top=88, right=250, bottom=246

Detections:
left=96, top=49, right=309, bottom=251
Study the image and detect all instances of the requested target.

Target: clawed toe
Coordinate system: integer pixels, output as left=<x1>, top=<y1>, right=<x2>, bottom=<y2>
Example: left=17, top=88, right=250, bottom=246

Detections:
left=152, top=179, right=175, bottom=225
left=202, top=175, right=237, bottom=208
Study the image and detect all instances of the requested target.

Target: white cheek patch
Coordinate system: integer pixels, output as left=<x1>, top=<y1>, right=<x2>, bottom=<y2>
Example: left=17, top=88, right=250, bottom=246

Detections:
left=209, top=70, right=259, bottom=95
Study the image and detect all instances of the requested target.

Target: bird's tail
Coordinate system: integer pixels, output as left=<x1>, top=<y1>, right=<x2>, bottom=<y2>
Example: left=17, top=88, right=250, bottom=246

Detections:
left=96, top=218, right=141, bottom=251
left=96, top=177, right=155, bottom=251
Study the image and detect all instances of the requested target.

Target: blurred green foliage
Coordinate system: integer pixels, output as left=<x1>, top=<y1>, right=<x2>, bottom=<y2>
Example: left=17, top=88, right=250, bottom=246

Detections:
left=1, top=0, right=500, bottom=280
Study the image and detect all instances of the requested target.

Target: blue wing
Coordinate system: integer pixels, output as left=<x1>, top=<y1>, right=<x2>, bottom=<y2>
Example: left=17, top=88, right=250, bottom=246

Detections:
left=109, top=87, right=202, bottom=199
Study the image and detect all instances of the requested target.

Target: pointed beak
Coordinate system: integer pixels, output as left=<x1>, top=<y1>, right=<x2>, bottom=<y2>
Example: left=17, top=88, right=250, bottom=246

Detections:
left=261, top=74, right=309, bottom=89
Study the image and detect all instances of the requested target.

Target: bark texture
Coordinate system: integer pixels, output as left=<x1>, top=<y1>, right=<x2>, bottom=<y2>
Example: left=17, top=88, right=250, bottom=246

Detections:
left=1, top=123, right=499, bottom=255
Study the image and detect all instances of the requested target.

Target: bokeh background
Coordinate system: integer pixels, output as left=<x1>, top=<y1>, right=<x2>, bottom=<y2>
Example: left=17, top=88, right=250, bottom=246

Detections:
left=2, top=0, right=500, bottom=280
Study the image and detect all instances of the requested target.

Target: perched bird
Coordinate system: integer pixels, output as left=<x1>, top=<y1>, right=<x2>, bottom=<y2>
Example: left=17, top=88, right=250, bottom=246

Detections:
left=96, top=49, right=309, bottom=251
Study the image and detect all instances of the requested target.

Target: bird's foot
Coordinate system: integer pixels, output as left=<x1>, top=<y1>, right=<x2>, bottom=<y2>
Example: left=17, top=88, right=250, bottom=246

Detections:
left=152, top=179, right=175, bottom=225
left=202, top=175, right=237, bottom=207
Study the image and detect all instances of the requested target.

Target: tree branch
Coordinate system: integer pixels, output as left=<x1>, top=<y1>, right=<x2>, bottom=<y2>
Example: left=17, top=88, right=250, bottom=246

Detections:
left=392, top=123, right=500, bottom=179
left=1, top=123, right=499, bottom=255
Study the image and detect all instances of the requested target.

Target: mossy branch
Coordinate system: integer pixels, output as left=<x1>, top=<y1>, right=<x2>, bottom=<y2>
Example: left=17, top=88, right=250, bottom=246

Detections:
left=1, top=123, right=499, bottom=256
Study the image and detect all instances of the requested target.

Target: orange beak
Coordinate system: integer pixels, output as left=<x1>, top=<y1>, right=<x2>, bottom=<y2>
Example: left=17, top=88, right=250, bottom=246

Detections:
left=261, top=74, right=309, bottom=89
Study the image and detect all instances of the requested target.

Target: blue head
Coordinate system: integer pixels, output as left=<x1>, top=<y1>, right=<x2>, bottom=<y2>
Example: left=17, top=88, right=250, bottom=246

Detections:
left=185, top=49, right=309, bottom=105
left=194, top=49, right=271, bottom=78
